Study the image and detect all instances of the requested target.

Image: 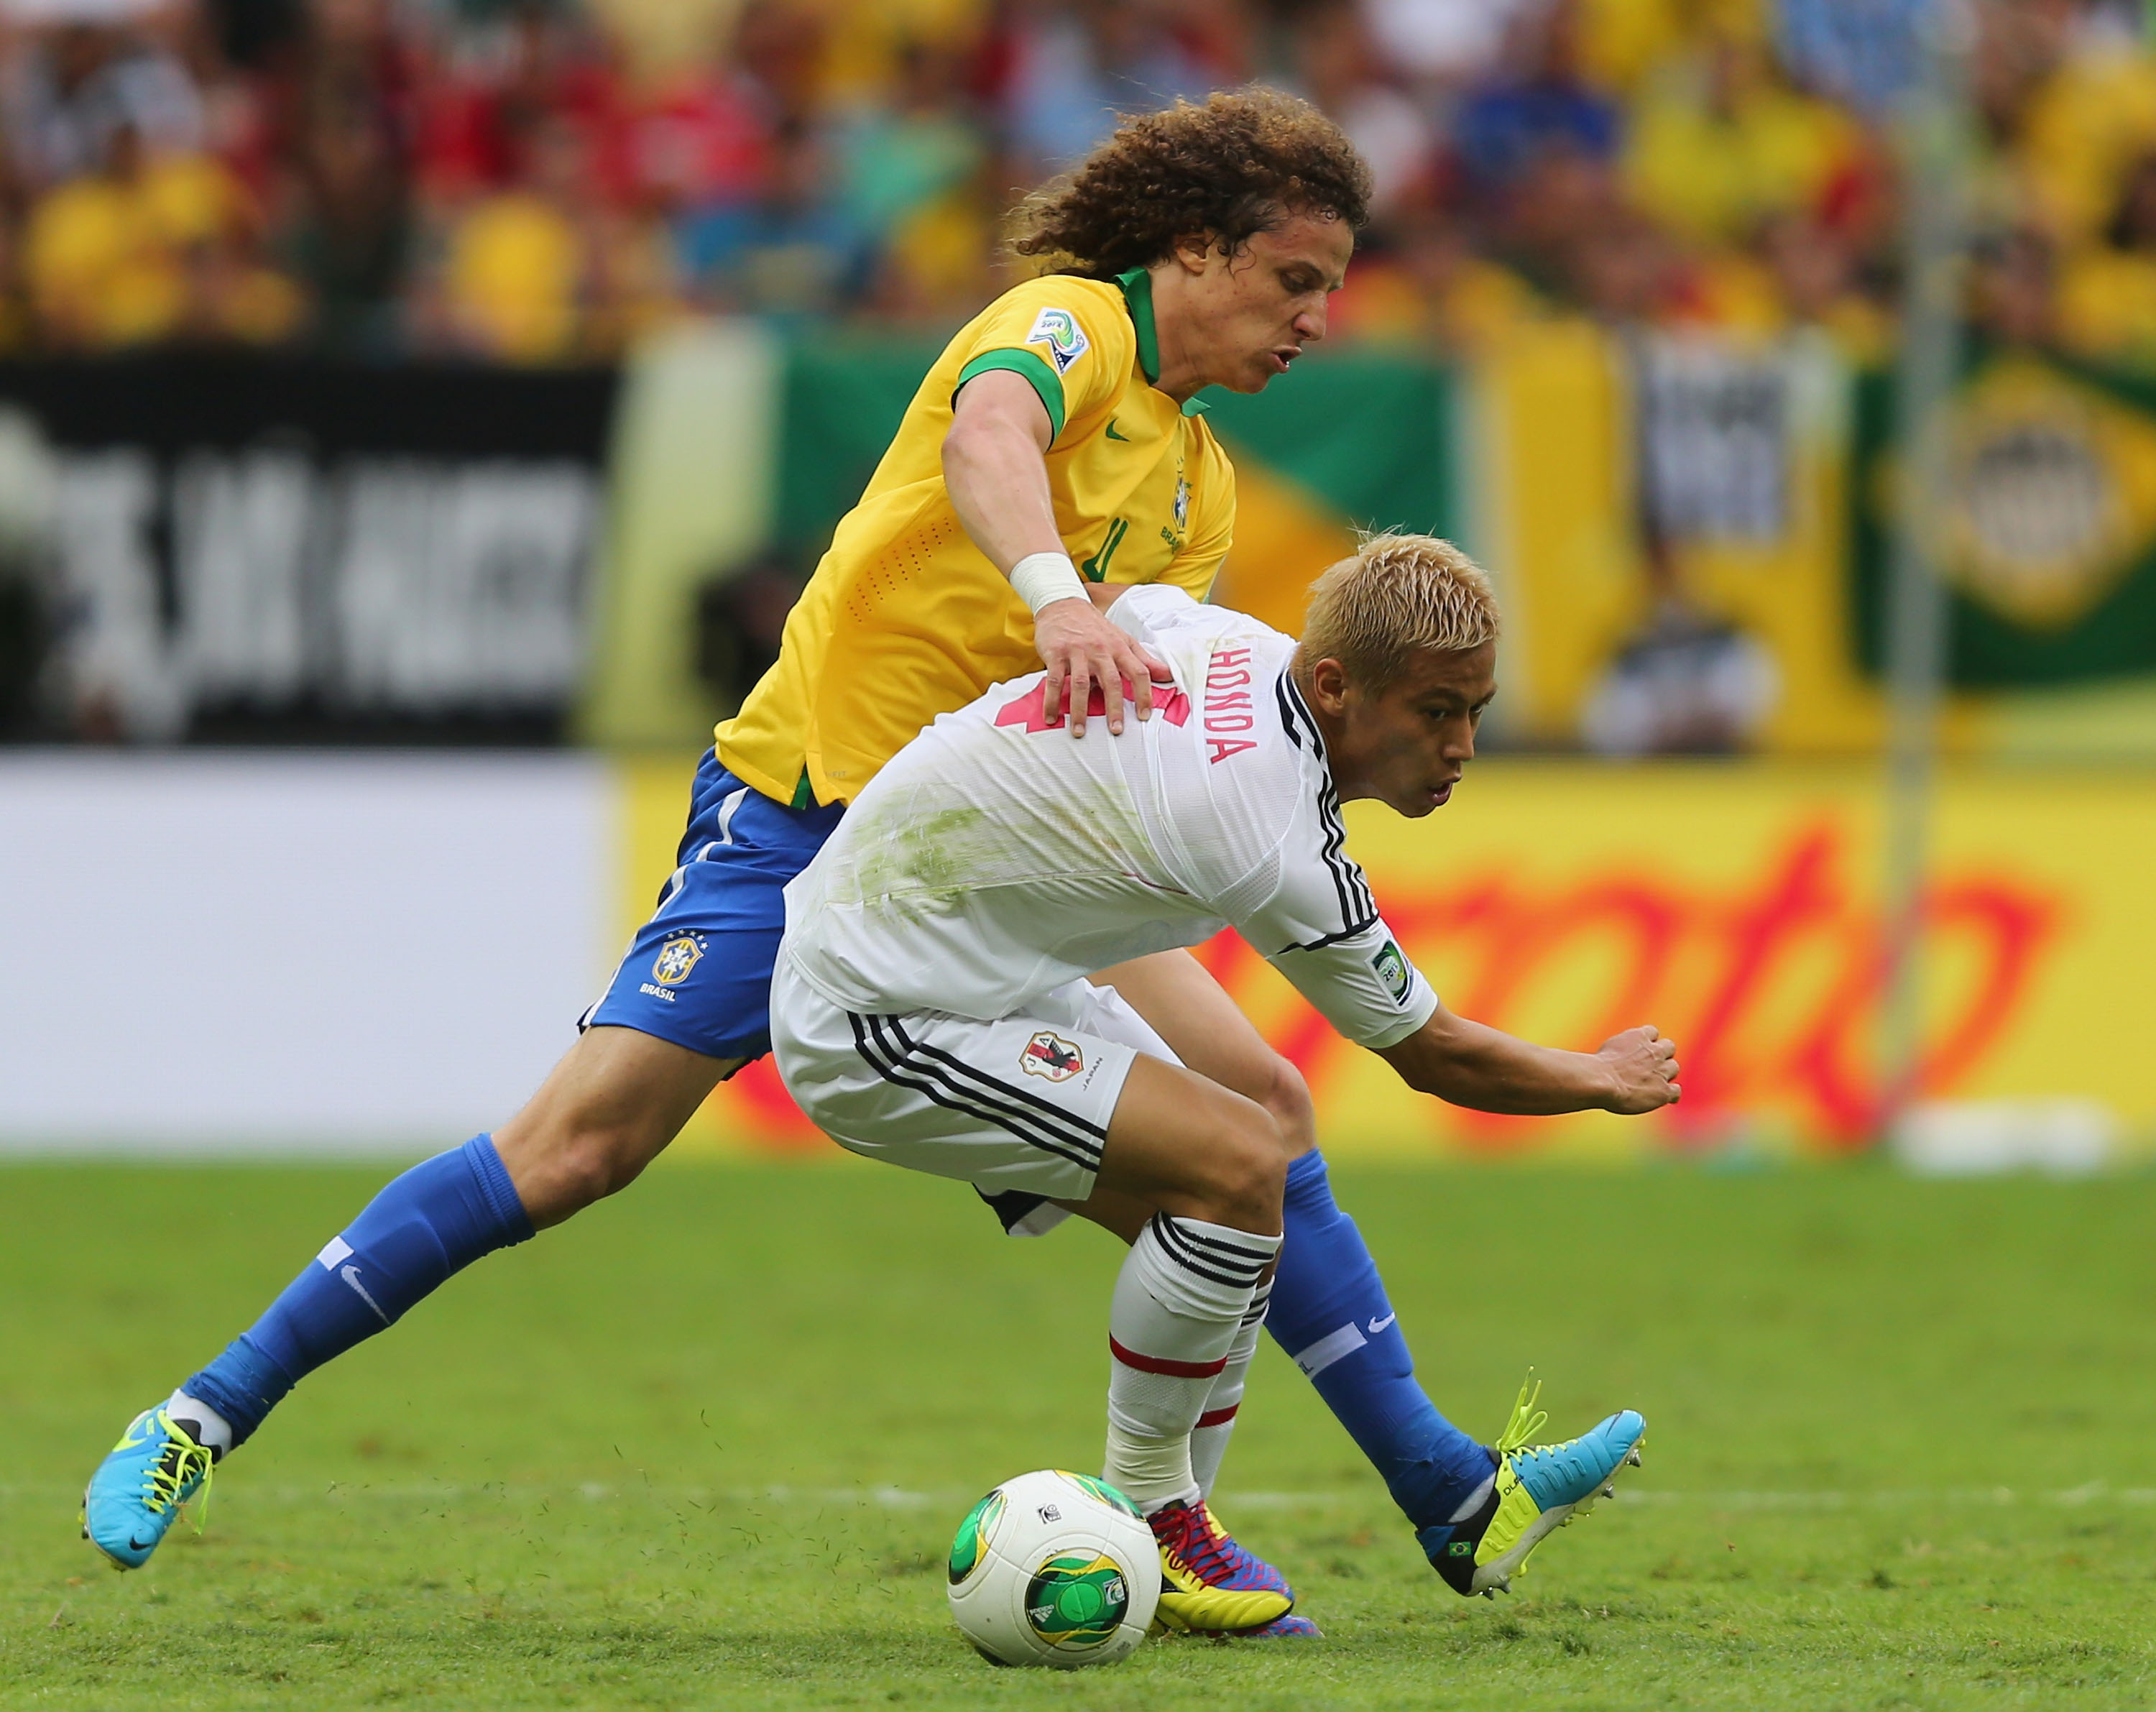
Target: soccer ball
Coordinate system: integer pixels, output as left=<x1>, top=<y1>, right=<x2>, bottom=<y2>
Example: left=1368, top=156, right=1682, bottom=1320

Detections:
left=945, top=1468, right=1159, bottom=1667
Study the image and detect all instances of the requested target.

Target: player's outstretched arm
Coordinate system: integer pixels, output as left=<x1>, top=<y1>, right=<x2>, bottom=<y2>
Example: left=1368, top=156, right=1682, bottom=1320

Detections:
left=1376, top=1004, right=1680, bottom=1116
left=943, top=369, right=1161, bottom=735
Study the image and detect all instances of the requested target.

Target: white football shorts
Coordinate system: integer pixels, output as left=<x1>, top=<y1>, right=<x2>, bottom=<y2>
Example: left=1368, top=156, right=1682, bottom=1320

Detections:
left=770, top=952, right=1181, bottom=1216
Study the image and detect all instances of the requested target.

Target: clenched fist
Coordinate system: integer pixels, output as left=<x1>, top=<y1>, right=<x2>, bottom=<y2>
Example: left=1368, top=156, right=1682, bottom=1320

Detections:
left=1595, top=1026, right=1681, bottom=1114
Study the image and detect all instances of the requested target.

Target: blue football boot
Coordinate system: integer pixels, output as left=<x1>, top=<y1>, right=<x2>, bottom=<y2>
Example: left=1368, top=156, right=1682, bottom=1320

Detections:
left=1417, top=1372, right=1644, bottom=1598
left=82, top=1406, right=218, bottom=1570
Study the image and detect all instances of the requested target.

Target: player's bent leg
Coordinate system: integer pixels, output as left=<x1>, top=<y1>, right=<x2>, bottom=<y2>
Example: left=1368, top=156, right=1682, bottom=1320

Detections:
left=1089, top=953, right=1310, bottom=1483
left=86, top=755, right=819, bottom=1570
left=770, top=971, right=1294, bottom=1636
left=1049, top=1181, right=1299, bottom=1631
left=1086, top=1055, right=1292, bottom=1634
left=84, top=1031, right=734, bottom=1572
left=1099, top=949, right=1502, bottom=1570
left=1036, top=985, right=1303, bottom=1633
left=1087, top=953, right=1306, bottom=1584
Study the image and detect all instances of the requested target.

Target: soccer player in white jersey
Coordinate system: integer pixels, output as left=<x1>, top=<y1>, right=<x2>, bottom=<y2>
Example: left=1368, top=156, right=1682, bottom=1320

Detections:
left=771, top=535, right=1680, bottom=1628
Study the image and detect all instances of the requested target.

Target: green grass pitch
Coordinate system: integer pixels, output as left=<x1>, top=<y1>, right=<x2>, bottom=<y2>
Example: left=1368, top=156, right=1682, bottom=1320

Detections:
left=4, top=1158, right=2155, bottom=1710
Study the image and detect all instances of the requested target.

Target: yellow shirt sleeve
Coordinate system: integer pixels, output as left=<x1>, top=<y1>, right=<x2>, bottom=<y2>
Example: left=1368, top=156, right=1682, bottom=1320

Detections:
left=1161, top=423, right=1235, bottom=601
left=950, top=277, right=1135, bottom=448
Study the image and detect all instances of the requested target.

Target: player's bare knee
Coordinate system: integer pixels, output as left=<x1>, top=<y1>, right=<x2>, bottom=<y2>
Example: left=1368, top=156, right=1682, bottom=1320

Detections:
left=1254, top=1054, right=1316, bottom=1156
left=1189, top=1103, right=1286, bottom=1232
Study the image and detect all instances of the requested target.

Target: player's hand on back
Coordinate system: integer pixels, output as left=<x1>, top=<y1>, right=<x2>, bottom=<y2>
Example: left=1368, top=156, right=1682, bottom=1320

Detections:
left=1035, top=595, right=1170, bottom=737
left=1595, top=1026, right=1681, bottom=1113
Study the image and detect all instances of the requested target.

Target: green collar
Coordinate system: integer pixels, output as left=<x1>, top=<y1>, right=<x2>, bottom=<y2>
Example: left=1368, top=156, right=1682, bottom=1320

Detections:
left=1115, top=267, right=1210, bottom=416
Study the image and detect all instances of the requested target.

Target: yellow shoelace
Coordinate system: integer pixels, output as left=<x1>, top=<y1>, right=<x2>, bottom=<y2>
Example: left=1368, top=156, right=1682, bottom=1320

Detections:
left=1494, top=1370, right=1551, bottom=1457
left=142, top=1412, right=216, bottom=1531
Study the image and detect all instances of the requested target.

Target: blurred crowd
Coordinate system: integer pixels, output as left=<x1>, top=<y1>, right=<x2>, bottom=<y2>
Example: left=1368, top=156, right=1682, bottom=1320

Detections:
left=3, top=0, right=2156, bottom=367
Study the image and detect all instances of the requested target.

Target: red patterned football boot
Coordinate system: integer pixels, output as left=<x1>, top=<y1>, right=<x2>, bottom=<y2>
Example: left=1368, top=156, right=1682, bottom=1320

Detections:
left=1148, top=1497, right=1296, bottom=1633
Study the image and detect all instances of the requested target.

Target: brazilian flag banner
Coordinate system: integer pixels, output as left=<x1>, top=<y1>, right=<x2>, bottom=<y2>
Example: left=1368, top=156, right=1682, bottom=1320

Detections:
left=1851, top=351, right=2156, bottom=686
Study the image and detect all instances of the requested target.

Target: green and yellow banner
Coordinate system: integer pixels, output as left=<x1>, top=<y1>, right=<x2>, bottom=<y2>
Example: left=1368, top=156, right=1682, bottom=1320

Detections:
left=579, top=323, right=1455, bottom=747
left=1850, top=351, right=2156, bottom=686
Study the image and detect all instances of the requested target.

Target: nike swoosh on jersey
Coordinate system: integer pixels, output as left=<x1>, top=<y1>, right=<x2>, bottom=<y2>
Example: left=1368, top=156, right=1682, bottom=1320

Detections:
left=1105, top=418, right=1130, bottom=440
left=1368, top=1312, right=1397, bottom=1334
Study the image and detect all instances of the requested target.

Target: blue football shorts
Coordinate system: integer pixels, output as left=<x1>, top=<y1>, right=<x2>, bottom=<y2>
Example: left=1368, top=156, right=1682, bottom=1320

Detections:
left=582, top=750, right=844, bottom=1063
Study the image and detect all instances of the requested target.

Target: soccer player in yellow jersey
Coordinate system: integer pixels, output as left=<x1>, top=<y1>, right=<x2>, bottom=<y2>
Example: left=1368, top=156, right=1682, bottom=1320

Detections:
left=88, top=91, right=1523, bottom=1639
left=721, top=263, right=1238, bottom=806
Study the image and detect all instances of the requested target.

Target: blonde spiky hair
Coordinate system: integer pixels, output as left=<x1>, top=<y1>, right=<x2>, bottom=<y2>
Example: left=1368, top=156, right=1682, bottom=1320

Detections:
left=1293, top=532, right=1500, bottom=694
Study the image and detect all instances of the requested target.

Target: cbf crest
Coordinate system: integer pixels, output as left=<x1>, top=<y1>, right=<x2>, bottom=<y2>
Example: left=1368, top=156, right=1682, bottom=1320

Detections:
left=1020, top=1030, right=1084, bottom=1081
left=1173, top=476, right=1190, bottom=532
left=652, top=934, right=706, bottom=986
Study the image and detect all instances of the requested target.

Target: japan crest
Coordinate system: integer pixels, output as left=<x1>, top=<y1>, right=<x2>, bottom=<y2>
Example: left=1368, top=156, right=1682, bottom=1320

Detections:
left=1020, top=1030, right=1084, bottom=1081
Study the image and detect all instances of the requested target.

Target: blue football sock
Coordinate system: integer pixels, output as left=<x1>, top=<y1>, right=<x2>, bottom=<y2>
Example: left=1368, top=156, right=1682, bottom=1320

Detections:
left=1268, top=1149, right=1495, bottom=1534
left=184, top=1135, right=532, bottom=1447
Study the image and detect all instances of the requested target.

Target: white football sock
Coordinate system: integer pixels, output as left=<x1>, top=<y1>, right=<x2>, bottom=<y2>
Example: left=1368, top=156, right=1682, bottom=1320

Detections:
left=1103, top=1213, right=1280, bottom=1515
left=1189, top=1278, right=1270, bottom=1500
left=167, top=1390, right=233, bottom=1456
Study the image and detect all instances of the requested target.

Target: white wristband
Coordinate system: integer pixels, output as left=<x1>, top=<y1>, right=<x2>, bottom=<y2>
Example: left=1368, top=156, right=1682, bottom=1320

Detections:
left=1008, top=551, right=1089, bottom=617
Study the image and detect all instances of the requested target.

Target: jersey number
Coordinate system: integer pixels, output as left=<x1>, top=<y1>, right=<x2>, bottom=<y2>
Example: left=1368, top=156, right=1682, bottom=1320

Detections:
left=1080, top=517, right=1129, bottom=583
left=995, top=678, right=1191, bottom=732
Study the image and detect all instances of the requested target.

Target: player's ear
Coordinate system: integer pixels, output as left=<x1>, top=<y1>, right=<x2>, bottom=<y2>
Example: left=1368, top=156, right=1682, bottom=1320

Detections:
left=1170, top=232, right=1215, bottom=275
left=1306, top=657, right=1350, bottom=717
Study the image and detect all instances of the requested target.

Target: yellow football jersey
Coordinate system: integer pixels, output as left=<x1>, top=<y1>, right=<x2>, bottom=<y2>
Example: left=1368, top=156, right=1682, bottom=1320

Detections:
left=717, top=269, right=1236, bottom=808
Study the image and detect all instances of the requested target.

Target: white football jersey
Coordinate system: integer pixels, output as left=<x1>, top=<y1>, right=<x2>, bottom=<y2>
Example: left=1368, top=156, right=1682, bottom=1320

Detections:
left=780, top=585, right=1439, bottom=1049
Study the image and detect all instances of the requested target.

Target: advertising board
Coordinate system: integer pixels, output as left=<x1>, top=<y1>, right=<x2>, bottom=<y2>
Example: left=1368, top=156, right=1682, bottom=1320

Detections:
left=639, top=758, right=2154, bottom=1161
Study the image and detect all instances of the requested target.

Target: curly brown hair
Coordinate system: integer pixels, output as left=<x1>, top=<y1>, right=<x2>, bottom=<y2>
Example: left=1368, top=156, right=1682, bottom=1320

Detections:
left=1010, top=88, right=1371, bottom=280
